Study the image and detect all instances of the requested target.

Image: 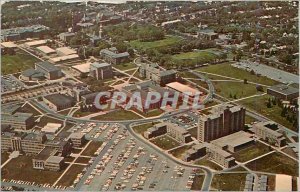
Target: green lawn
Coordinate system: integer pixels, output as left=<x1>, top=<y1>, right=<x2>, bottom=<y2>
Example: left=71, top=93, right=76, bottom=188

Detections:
left=191, top=174, right=205, bottom=190
left=56, top=164, right=85, bottom=187
left=91, top=110, right=141, bottom=121
left=245, top=115, right=257, bottom=124
left=169, top=145, right=193, bottom=159
left=197, top=63, right=277, bottom=86
left=151, top=135, right=180, bottom=150
left=81, top=141, right=103, bottom=156
left=213, top=81, right=261, bottom=99
left=2, top=50, right=40, bottom=75
left=246, top=152, right=298, bottom=177
left=1, top=153, right=9, bottom=164
left=129, top=36, right=182, bottom=51
left=113, top=62, right=137, bottom=71
left=238, top=95, right=295, bottom=131
left=1, top=155, right=64, bottom=184
left=233, top=142, right=271, bottom=162
left=132, top=122, right=160, bottom=135
left=195, top=157, right=223, bottom=171
left=134, top=109, right=164, bottom=118
left=172, top=51, right=217, bottom=62
left=211, top=173, right=247, bottom=191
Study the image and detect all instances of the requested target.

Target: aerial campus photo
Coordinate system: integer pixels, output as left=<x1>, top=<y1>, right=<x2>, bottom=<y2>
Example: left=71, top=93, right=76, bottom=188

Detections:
left=0, top=0, right=299, bottom=191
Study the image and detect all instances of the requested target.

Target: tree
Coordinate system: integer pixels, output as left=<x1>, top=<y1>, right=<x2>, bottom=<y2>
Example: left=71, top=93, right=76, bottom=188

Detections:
left=256, top=85, right=264, bottom=92
left=127, top=48, right=134, bottom=57
left=281, top=106, right=287, bottom=117
left=267, top=98, right=272, bottom=108
left=244, top=79, right=248, bottom=84
left=114, top=42, right=127, bottom=53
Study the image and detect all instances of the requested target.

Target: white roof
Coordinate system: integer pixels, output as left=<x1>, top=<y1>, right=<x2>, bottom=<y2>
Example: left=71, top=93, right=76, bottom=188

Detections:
left=1, top=41, right=17, bottom=48
left=41, top=123, right=61, bottom=133
left=56, top=47, right=77, bottom=55
left=24, top=40, right=47, bottom=47
left=49, top=54, right=79, bottom=63
left=275, top=174, right=292, bottom=191
left=166, top=82, right=202, bottom=96
left=72, top=63, right=91, bottom=73
left=36, top=46, right=56, bottom=54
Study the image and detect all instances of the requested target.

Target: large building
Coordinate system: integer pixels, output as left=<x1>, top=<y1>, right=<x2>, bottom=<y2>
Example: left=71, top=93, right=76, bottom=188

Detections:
left=1, top=25, right=49, bottom=41
left=69, top=132, right=86, bottom=148
left=198, top=104, right=246, bottom=142
left=253, top=121, right=286, bottom=147
left=58, top=32, right=75, bottom=43
left=267, top=84, right=299, bottom=101
left=35, top=61, right=63, bottom=80
left=144, top=122, right=192, bottom=144
left=43, top=94, right=75, bottom=111
left=100, top=47, right=129, bottom=64
left=89, top=62, right=113, bottom=80
left=139, top=63, right=177, bottom=86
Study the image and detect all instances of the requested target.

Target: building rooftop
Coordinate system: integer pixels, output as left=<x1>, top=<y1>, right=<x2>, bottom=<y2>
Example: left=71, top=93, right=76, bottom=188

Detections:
left=24, top=40, right=47, bottom=47
left=70, top=132, right=85, bottom=139
left=211, top=131, right=254, bottom=148
left=1, top=112, right=33, bottom=122
left=56, top=47, right=77, bottom=56
left=91, top=62, right=111, bottom=68
left=49, top=54, right=79, bottom=63
left=59, top=32, right=75, bottom=37
left=72, top=63, right=91, bottom=73
left=34, top=147, right=56, bottom=161
left=2, top=104, right=20, bottom=115
left=36, top=46, right=56, bottom=54
left=100, top=48, right=129, bottom=59
left=46, top=155, right=64, bottom=164
left=267, top=84, right=299, bottom=95
left=21, top=68, right=45, bottom=79
left=44, top=94, right=74, bottom=107
left=166, top=82, right=202, bottom=97
left=36, top=61, right=60, bottom=72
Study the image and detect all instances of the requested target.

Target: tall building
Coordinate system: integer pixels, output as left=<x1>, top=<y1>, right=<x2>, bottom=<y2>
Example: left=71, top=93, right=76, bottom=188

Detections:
left=198, top=104, right=245, bottom=142
left=89, top=62, right=113, bottom=80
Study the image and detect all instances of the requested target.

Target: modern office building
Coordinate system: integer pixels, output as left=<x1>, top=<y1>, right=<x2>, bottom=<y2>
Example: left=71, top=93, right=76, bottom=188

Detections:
left=100, top=47, right=129, bottom=64
left=198, top=104, right=246, bottom=142
left=69, top=132, right=86, bottom=148
left=144, top=123, right=168, bottom=139
left=1, top=25, right=49, bottom=41
left=58, top=32, right=75, bottom=42
left=1, top=112, right=35, bottom=130
left=43, top=94, right=75, bottom=111
left=89, top=62, right=113, bottom=80
left=139, top=63, right=177, bottom=86
left=253, top=121, right=286, bottom=147
left=32, top=147, right=65, bottom=171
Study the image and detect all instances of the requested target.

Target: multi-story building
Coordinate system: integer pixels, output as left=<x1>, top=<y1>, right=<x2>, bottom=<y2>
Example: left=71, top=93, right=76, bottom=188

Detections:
left=32, top=147, right=65, bottom=171
left=253, top=121, right=286, bottom=147
left=144, top=122, right=192, bottom=144
left=139, top=63, right=177, bottom=86
left=89, top=62, right=113, bottom=80
left=100, top=47, right=129, bottom=64
left=183, top=143, right=208, bottom=162
left=1, top=112, right=35, bottom=130
left=198, top=104, right=245, bottom=142
left=1, top=25, right=49, bottom=41
left=35, top=61, right=63, bottom=80
left=58, top=32, right=75, bottom=43
left=69, top=132, right=86, bottom=148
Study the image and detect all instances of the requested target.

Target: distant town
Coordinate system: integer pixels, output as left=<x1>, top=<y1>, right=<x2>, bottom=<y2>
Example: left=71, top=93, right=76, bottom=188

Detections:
left=0, top=1, right=299, bottom=191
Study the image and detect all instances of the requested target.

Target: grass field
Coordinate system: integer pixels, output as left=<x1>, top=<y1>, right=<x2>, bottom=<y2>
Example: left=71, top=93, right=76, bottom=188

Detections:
left=197, top=63, right=277, bottom=86
left=238, top=94, right=295, bottom=130
left=1, top=155, right=64, bottom=184
left=1, top=153, right=9, bottom=164
left=75, top=157, right=91, bottom=164
left=81, top=141, right=103, bottom=156
left=211, top=173, right=247, bottom=191
left=113, top=62, right=137, bottom=71
left=195, top=157, right=223, bottom=171
left=191, top=174, right=205, bottom=190
left=2, top=50, right=40, bottom=75
left=172, top=50, right=217, bottom=63
left=169, top=145, right=193, bottom=159
left=246, top=152, right=298, bottom=176
left=245, top=115, right=257, bottom=124
left=56, top=164, right=85, bottom=187
left=233, top=142, right=271, bottom=162
left=151, top=135, right=180, bottom=150
left=134, top=109, right=164, bottom=118
left=91, top=110, right=141, bottom=121
left=132, top=122, right=160, bottom=135
left=129, top=36, right=182, bottom=51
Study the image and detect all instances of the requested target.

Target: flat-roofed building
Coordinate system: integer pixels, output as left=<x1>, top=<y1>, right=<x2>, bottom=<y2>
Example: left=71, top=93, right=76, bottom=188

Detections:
left=24, top=40, right=47, bottom=47
left=36, top=45, right=56, bottom=55
left=198, top=104, right=245, bottom=142
left=267, top=84, right=299, bottom=101
left=69, top=132, right=86, bottom=148
left=100, top=47, right=129, bottom=64
left=21, top=68, right=45, bottom=81
left=166, top=82, right=203, bottom=104
left=49, top=54, right=79, bottom=63
left=197, top=29, right=218, bottom=40
left=144, top=123, right=168, bottom=139
left=253, top=121, right=286, bottom=147
left=58, top=32, right=75, bottom=42
left=56, top=47, right=77, bottom=56
left=21, top=133, right=47, bottom=154
left=32, top=147, right=57, bottom=170
left=139, top=63, right=177, bottom=86
left=44, top=155, right=64, bottom=171
left=183, top=143, right=208, bottom=161
left=275, top=174, right=292, bottom=192
left=206, top=143, right=236, bottom=168
left=41, top=123, right=62, bottom=134
left=71, top=63, right=91, bottom=77
left=35, top=61, right=62, bottom=80
left=89, top=62, right=113, bottom=80
left=43, top=94, right=75, bottom=111
left=1, top=112, right=35, bottom=130
left=211, top=131, right=255, bottom=153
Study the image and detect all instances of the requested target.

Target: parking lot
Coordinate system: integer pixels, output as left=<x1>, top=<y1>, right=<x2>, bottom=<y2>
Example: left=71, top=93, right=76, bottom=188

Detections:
left=1, top=75, right=25, bottom=93
left=80, top=130, right=198, bottom=191
left=163, top=111, right=199, bottom=129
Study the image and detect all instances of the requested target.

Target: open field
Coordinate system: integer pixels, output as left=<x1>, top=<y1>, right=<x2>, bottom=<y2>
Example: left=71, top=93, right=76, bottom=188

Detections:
left=55, top=164, right=85, bottom=187
left=129, top=36, right=182, bottom=51
left=81, top=141, right=103, bottom=156
left=132, top=122, right=160, bottom=135
left=1, top=153, right=9, bottom=164
left=233, top=142, right=271, bottom=162
left=1, top=155, right=64, bottom=184
left=238, top=95, right=295, bottom=130
left=133, top=109, right=164, bottom=118
left=245, top=115, right=257, bottom=124
left=246, top=152, right=298, bottom=176
left=195, top=157, right=223, bottom=171
left=75, top=157, right=91, bottom=164
left=2, top=50, right=40, bottom=75
left=191, top=174, right=204, bottom=190
left=169, top=145, right=193, bottom=159
left=91, top=110, right=141, bottom=121
left=197, top=63, right=277, bottom=86
left=172, top=50, right=217, bottom=63
left=211, top=173, right=247, bottom=191
left=151, top=135, right=180, bottom=150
